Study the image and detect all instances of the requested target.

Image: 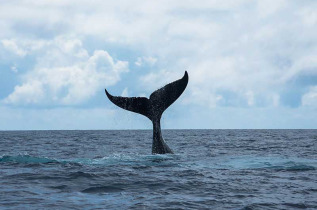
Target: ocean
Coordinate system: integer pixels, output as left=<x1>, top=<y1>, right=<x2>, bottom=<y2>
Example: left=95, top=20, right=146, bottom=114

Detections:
left=0, top=130, right=316, bottom=209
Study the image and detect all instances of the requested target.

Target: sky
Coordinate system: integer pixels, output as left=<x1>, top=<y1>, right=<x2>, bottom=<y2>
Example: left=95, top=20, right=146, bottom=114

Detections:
left=0, top=0, right=316, bottom=130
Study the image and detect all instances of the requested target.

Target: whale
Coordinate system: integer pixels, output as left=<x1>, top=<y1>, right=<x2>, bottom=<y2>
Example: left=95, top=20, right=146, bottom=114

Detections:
left=105, top=71, right=189, bottom=154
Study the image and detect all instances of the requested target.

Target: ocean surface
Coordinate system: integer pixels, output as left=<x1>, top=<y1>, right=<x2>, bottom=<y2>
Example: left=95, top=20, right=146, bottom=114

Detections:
left=0, top=130, right=316, bottom=209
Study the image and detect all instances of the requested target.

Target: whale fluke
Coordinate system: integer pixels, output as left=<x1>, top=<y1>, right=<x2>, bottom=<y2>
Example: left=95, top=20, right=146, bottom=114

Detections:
left=105, top=90, right=151, bottom=119
left=105, top=71, right=189, bottom=154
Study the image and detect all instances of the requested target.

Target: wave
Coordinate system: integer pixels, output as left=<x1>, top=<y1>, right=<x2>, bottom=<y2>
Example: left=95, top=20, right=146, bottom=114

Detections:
left=81, top=185, right=123, bottom=193
left=0, top=155, right=62, bottom=164
left=218, top=156, right=316, bottom=171
left=1, top=154, right=315, bottom=171
left=0, top=154, right=179, bottom=167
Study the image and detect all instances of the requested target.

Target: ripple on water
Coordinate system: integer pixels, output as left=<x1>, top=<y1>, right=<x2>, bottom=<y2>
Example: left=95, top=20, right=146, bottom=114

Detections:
left=0, top=130, right=316, bottom=209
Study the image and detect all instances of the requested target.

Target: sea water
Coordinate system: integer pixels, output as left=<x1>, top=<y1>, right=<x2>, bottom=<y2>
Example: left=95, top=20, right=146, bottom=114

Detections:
left=0, top=130, right=316, bottom=209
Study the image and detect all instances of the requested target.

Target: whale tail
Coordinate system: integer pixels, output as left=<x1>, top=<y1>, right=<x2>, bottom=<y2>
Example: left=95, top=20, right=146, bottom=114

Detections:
left=105, top=71, right=188, bottom=121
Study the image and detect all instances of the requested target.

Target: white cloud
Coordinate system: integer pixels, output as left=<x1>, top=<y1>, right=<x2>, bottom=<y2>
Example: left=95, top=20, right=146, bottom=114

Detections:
left=245, top=91, right=255, bottom=106
left=3, top=37, right=129, bottom=105
left=121, top=88, right=129, bottom=97
left=302, top=86, right=317, bottom=107
left=0, top=0, right=316, bottom=129
left=135, top=56, right=157, bottom=67
left=6, top=80, right=44, bottom=104
left=139, top=69, right=186, bottom=94
left=1, top=39, right=47, bottom=57
left=1, top=39, right=27, bottom=56
left=0, top=105, right=151, bottom=130
left=186, top=86, right=223, bottom=108
left=134, top=1, right=317, bottom=108
left=11, top=65, right=18, bottom=73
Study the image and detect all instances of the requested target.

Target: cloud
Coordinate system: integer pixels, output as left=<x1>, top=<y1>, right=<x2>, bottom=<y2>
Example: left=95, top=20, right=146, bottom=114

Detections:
left=135, top=56, right=157, bottom=67
left=3, top=37, right=129, bottom=105
left=10, top=65, right=18, bottom=73
left=1, top=39, right=27, bottom=56
left=139, top=69, right=181, bottom=92
left=165, top=105, right=317, bottom=129
left=0, top=0, right=316, bottom=129
left=1, top=39, right=47, bottom=57
left=121, top=88, right=129, bottom=97
left=0, top=105, right=152, bottom=130
left=302, top=86, right=317, bottom=107
left=132, top=0, right=317, bottom=108
left=1, top=104, right=315, bottom=130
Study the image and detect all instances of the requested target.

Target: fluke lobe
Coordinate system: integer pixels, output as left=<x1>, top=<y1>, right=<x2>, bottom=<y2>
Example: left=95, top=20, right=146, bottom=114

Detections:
left=105, top=71, right=189, bottom=154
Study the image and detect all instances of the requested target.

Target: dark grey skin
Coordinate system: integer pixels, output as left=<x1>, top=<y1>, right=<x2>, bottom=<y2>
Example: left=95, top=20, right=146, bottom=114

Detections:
left=105, top=71, right=189, bottom=154
left=152, top=119, right=173, bottom=154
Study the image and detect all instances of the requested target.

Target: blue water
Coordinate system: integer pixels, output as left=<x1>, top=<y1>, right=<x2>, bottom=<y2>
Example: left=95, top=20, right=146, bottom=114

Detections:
left=0, top=130, right=316, bottom=209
